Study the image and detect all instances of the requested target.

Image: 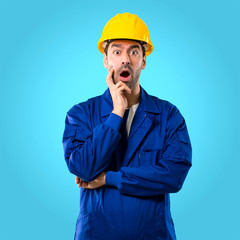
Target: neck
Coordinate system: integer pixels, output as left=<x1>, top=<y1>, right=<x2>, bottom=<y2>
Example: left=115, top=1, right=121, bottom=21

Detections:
left=124, top=84, right=141, bottom=108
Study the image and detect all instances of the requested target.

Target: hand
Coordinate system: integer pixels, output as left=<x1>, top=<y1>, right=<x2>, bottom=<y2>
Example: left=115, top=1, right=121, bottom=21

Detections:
left=106, top=66, right=131, bottom=117
left=75, top=176, right=84, bottom=187
left=75, top=172, right=106, bottom=189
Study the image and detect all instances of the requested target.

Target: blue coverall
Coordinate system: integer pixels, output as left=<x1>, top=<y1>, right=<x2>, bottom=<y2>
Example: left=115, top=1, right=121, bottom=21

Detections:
left=62, top=86, right=192, bottom=240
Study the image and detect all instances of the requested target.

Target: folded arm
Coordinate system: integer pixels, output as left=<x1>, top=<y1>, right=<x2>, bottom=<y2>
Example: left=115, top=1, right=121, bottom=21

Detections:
left=105, top=106, right=192, bottom=197
left=62, top=104, right=122, bottom=182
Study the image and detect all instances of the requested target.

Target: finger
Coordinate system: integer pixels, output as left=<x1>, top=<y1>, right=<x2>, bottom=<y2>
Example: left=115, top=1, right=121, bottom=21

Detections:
left=82, top=182, right=89, bottom=188
left=75, top=176, right=80, bottom=184
left=78, top=179, right=83, bottom=187
left=115, top=82, right=131, bottom=94
left=117, top=85, right=131, bottom=95
left=106, top=68, right=115, bottom=87
left=80, top=179, right=83, bottom=187
left=106, top=68, right=114, bottom=86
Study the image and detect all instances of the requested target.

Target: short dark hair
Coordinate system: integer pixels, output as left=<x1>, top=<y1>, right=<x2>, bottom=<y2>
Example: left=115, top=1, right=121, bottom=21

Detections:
left=104, top=39, right=146, bottom=57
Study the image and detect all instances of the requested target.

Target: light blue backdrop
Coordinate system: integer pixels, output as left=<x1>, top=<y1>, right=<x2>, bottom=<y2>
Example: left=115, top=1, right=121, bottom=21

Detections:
left=1, top=0, right=239, bottom=239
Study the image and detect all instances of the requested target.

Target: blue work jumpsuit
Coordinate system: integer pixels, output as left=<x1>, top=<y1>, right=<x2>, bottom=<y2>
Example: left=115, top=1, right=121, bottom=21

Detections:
left=62, top=86, right=192, bottom=240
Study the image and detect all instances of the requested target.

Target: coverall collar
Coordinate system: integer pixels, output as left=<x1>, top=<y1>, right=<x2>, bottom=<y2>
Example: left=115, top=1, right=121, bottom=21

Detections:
left=101, top=86, right=161, bottom=117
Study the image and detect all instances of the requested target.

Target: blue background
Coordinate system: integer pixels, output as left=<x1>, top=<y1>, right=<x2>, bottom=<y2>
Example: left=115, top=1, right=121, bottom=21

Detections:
left=1, top=0, right=239, bottom=239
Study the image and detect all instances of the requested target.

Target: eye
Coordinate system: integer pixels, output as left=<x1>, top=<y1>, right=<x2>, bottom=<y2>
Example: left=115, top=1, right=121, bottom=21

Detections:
left=113, top=50, right=120, bottom=55
left=131, top=50, right=138, bottom=55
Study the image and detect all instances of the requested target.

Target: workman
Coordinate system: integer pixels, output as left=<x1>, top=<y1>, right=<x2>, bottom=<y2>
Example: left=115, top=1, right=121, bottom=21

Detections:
left=62, top=12, right=192, bottom=240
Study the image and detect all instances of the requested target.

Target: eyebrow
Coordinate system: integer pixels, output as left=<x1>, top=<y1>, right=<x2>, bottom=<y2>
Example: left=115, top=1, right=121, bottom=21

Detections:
left=110, top=44, right=140, bottom=50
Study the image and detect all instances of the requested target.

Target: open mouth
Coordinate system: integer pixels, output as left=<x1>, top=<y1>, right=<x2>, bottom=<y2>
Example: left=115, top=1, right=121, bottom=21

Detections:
left=120, top=69, right=131, bottom=78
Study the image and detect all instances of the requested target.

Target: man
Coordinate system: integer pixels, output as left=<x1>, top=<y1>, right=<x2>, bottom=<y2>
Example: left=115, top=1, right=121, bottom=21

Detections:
left=62, top=13, right=192, bottom=240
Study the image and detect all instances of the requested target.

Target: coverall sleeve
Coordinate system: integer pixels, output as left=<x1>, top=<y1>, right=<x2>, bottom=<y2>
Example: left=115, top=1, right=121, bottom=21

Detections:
left=105, top=105, right=192, bottom=197
left=62, top=104, right=122, bottom=182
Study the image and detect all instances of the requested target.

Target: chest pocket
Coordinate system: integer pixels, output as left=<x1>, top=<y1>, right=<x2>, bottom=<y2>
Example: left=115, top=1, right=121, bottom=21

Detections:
left=138, top=148, right=163, bottom=166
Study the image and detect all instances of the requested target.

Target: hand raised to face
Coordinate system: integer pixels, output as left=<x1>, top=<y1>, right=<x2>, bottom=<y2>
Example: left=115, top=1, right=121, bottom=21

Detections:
left=106, top=66, right=131, bottom=118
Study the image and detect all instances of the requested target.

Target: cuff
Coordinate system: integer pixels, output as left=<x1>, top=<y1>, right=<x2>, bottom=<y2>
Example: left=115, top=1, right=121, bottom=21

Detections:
left=104, top=113, right=123, bottom=132
left=105, top=171, right=121, bottom=188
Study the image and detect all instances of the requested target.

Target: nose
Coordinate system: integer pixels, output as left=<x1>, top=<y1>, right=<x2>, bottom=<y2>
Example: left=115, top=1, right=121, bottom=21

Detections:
left=121, top=52, right=130, bottom=65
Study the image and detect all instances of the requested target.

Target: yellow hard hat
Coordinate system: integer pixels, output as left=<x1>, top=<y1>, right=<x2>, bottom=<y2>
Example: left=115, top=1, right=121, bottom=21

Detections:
left=97, top=13, right=153, bottom=56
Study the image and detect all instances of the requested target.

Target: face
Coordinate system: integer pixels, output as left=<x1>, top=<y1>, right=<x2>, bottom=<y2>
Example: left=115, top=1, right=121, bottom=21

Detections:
left=103, top=39, right=146, bottom=90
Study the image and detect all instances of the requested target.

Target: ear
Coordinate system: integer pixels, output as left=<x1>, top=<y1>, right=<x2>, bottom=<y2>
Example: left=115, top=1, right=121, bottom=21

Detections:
left=141, top=56, right=146, bottom=70
left=103, top=53, right=108, bottom=69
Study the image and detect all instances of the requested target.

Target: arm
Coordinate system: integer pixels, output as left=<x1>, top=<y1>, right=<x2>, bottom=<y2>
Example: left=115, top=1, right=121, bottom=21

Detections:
left=63, top=105, right=122, bottom=182
left=105, top=106, right=192, bottom=197
left=63, top=67, right=132, bottom=182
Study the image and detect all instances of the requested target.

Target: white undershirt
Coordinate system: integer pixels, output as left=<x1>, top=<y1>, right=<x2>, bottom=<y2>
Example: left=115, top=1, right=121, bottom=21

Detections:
left=126, top=103, right=139, bottom=138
